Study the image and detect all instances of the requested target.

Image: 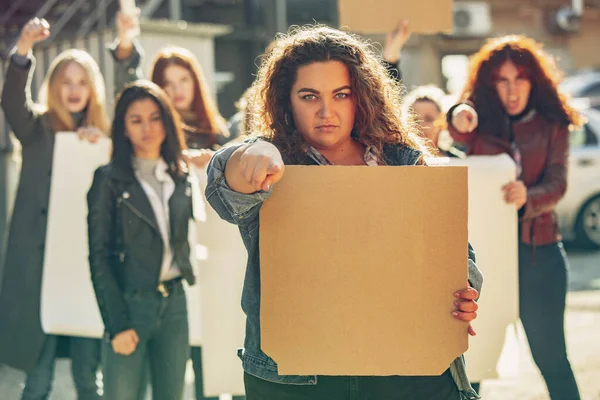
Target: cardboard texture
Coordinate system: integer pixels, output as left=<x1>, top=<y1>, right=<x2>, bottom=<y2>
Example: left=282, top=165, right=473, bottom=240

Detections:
left=338, top=0, right=453, bottom=34
left=260, top=165, right=469, bottom=376
left=447, top=155, right=520, bottom=382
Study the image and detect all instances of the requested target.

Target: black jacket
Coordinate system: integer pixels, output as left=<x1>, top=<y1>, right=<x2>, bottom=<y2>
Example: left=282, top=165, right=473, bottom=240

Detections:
left=0, top=54, right=65, bottom=371
left=87, top=163, right=196, bottom=338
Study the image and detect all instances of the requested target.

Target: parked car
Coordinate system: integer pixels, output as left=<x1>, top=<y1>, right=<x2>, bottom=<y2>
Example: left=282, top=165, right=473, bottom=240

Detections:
left=556, top=106, right=600, bottom=248
left=560, top=70, right=600, bottom=110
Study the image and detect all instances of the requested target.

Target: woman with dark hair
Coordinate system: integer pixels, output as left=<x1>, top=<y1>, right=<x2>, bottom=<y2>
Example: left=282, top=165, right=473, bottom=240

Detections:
left=205, top=25, right=483, bottom=400
left=112, top=14, right=230, bottom=398
left=447, top=35, right=583, bottom=400
left=87, top=80, right=196, bottom=399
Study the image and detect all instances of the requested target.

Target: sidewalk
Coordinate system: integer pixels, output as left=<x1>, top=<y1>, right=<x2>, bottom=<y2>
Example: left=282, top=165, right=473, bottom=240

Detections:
left=480, top=290, right=600, bottom=400
left=1, top=292, right=599, bottom=399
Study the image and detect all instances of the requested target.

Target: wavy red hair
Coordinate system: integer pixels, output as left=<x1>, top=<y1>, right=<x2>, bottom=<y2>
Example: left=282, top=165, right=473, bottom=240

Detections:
left=459, top=35, right=583, bottom=137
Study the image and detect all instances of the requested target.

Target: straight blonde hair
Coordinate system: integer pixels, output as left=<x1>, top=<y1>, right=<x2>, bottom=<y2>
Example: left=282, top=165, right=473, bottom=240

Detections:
left=39, top=49, right=110, bottom=133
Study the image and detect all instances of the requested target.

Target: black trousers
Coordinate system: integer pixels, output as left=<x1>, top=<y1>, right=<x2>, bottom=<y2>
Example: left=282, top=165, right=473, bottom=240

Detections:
left=244, top=369, right=459, bottom=400
left=519, top=242, right=581, bottom=400
left=191, top=346, right=206, bottom=400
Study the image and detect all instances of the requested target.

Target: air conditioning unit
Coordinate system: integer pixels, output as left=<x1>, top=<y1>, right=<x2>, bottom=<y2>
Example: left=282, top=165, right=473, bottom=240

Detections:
left=453, top=1, right=492, bottom=37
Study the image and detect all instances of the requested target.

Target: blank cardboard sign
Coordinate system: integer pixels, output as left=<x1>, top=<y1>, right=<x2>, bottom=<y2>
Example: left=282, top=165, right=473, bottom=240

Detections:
left=260, top=165, right=469, bottom=376
left=338, top=0, right=453, bottom=34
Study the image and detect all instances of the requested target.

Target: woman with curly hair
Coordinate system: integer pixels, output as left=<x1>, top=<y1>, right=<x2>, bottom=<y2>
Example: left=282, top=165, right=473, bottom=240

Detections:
left=205, top=25, right=484, bottom=400
left=448, top=35, right=583, bottom=400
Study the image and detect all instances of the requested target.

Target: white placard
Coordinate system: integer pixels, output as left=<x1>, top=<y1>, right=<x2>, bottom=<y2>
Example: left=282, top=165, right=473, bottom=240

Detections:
left=118, top=0, right=140, bottom=39
left=119, top=0, right=137, bottom=15
left=193, top=165, right=246, bottom=397
left=447, top=154, right=520, bottom=382
left=187, top=218, right=204, bottom=346
left=41, top=133, right=110, bottom=338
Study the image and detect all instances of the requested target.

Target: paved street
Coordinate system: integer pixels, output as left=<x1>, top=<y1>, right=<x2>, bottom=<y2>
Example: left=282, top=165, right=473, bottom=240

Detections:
left=1, top=245, right=599, bottom=400
left=481, top=245, right=600, bottom=400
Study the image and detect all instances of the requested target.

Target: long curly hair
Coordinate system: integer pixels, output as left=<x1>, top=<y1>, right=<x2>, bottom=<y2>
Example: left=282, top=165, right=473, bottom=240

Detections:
left=460, top=35, right=583, bottom=138
left=246, top=25, right=430, bottom=164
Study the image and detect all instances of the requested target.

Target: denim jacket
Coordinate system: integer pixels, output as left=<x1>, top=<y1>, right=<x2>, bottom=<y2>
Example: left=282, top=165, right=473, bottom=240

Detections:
left=205, top=139, right=483, bottom=400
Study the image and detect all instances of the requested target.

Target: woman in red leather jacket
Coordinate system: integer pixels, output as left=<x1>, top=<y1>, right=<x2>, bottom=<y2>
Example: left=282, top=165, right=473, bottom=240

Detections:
left=447, top=35, right=584, bottom=400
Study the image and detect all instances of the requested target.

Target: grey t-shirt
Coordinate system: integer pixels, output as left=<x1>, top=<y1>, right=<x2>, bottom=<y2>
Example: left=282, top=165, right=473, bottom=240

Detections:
left=134, top=157, right=163, bottom=199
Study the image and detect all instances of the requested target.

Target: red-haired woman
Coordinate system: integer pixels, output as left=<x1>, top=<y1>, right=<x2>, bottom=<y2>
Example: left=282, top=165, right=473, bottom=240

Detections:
left=447, top=35, right=583, bottom=400
left=149, top=47, right=229, bottom=150
left=111, top=9, right=229, bottom=170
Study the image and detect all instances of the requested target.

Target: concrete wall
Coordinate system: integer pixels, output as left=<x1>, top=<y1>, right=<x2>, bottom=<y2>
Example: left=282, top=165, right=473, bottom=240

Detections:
left=395, top=1, right=600, bottom=92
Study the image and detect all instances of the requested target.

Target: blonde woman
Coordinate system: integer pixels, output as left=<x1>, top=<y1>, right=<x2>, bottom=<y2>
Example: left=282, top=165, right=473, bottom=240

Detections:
left=0, top=18, right=109, bottom=400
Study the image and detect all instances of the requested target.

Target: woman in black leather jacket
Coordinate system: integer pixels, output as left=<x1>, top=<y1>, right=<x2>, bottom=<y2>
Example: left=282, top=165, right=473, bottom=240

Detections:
left=87, top=80, right=196, bottom=400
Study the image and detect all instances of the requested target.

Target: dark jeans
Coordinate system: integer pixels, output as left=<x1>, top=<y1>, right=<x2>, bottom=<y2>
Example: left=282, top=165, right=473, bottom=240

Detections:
left=102, top=283, right=190, bottom=400
left=243, top=369, right=459, bottom=400
left=21, top=335, right=101, bottom=400
left=191, top=346, right=206, bottom=400
left=519, top=242, right=581, bottom=400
